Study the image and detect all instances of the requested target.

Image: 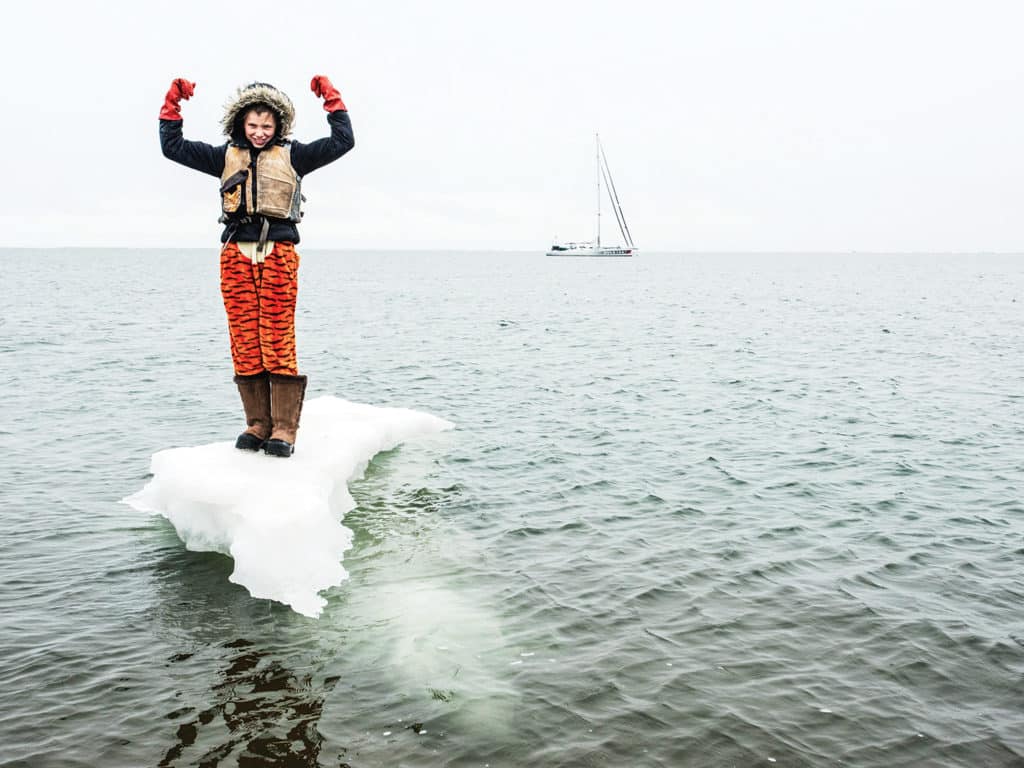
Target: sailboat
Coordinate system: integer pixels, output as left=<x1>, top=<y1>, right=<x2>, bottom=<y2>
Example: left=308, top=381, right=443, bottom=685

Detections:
left=546, top=134, right=637, bottom=257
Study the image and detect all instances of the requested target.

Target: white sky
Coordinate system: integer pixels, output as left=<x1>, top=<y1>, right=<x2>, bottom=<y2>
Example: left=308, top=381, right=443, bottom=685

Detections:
left=3, top=0, right=1022, bottom=251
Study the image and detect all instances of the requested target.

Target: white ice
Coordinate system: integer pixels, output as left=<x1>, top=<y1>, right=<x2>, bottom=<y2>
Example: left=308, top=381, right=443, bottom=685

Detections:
left=122, top=396, right=454, bottom=618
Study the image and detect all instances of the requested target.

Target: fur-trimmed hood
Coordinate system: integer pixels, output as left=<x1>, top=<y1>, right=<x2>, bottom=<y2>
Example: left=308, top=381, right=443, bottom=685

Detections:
left=221, top=82, right=295, bottom=140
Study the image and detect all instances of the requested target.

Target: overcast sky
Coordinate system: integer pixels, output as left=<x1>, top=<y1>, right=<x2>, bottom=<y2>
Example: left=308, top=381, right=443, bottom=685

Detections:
left=3, top=0, right=1022, bottom=251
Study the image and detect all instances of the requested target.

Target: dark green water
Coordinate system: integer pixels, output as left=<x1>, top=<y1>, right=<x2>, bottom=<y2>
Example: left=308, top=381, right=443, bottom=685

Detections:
left=1, top=249, right=1022, bottom=767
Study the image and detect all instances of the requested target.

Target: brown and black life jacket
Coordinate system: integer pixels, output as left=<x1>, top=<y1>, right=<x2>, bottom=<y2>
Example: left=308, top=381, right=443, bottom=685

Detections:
left=219, top=144, right=303, bottom=224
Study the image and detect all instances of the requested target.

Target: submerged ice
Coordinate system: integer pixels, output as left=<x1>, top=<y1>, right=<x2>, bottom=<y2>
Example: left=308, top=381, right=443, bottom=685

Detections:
left=123, top=396, right=453, bottom=617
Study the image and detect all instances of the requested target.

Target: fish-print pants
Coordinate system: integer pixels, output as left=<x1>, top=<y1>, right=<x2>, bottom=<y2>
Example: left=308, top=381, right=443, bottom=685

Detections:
left=220, top=242, right=300, bottom=376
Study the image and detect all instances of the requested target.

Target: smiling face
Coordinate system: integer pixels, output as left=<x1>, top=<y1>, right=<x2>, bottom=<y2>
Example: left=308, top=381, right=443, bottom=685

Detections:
left=243, top=109, right=277, bottom=148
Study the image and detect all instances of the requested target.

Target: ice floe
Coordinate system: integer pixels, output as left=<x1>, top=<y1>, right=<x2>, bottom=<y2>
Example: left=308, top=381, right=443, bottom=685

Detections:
left=123, top=396, right=453, bottom=617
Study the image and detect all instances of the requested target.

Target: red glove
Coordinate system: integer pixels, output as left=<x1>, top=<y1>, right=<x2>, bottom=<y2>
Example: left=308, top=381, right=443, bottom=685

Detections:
left=310, top=75, right=347, bottom=112
left=159, top=78, right=195, bottom=121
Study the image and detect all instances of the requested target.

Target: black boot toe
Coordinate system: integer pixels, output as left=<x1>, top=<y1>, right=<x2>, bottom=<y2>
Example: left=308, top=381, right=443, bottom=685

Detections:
left=263, top=438, right=295, bottom=457
left=235, top=433, right=265, bottom=451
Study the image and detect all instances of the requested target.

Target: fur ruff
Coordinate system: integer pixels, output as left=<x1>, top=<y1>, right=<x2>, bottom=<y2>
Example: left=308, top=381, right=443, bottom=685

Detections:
left=221, top=83, right=296, bottom=139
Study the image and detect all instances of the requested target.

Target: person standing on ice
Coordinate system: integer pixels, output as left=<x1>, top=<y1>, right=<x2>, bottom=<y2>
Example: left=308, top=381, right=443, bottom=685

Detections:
left=158, top=76, right=354, bottom=457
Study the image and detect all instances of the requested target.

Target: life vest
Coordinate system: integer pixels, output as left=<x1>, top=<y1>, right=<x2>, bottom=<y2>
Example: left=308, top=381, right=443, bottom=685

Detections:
left=220, top=144, right=303, bottom=223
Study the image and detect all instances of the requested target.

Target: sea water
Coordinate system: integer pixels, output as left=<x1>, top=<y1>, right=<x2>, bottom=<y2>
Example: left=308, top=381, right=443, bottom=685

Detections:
left=1, top=249, right=1022, bottom=767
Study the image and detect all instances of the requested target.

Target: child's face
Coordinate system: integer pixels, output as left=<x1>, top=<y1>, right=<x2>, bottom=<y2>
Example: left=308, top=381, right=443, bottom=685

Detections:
left=244, top=110, right=277, bottom=148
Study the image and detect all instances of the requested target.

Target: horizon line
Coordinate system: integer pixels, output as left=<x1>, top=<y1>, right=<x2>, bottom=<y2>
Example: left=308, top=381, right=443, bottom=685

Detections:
left=2, top=247, right=1022, bottom=256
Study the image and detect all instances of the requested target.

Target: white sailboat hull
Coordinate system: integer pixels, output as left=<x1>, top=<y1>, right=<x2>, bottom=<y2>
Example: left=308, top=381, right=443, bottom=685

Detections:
left=545, top=244, right=637, bottom=257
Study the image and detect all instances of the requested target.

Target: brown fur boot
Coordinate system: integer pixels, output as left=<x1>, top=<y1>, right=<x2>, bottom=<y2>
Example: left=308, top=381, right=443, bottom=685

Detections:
left=264, top=374, right=308, bottom=457
left=234, top=372, right=272, bottom=450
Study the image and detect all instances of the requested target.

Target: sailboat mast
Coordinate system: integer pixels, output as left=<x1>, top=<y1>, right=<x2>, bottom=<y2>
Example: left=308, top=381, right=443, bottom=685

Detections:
left=595, top=133, right=601, bottom=247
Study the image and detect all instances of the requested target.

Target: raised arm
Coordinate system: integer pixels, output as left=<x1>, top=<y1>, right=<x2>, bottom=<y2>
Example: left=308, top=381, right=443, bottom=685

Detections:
left=158, top=78, right=226, bottom=177
left=290, top=75, right=355, bottom=176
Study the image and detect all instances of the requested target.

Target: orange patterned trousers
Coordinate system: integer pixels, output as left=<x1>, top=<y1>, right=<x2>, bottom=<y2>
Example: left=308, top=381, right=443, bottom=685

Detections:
left=220, top=242, right=300, bottom=376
